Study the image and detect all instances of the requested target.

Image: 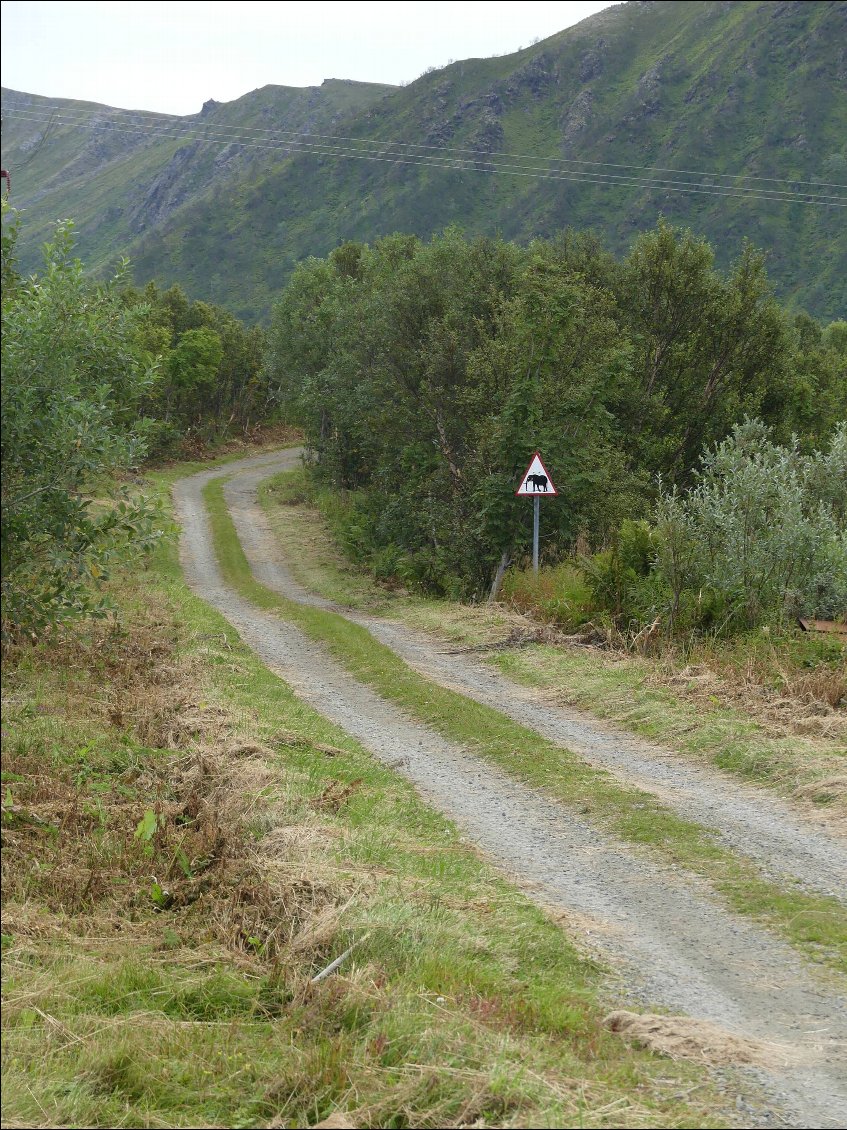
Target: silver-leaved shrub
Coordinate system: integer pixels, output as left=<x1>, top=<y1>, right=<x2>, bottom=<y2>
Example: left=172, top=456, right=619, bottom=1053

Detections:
left=654, top=419, right=846, bottom=630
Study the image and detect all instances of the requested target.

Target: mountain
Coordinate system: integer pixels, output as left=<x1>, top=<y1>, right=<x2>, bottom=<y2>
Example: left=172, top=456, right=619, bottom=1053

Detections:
left=3, top=0, right=846, bottom=322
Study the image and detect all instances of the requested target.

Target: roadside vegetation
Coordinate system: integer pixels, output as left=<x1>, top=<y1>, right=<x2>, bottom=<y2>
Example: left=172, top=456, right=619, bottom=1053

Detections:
left=260, top=469, right=845, bottom=802
left=1, top=211, right=162, bottom=638
left=262, top=222, right=844, bottom=801
left=122, top=280, right=273, bottom=459
left=1, top=204, right=283, bottom=644
left=265, top=225, right=846, bottom=611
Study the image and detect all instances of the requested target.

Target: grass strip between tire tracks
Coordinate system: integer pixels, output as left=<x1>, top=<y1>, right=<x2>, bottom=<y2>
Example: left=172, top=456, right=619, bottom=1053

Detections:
left=203, top=473, right=847, bottom=974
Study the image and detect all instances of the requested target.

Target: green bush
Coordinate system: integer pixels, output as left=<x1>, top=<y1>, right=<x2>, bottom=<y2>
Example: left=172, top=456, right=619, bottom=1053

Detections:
left=653, top=419, right=847, bottom=630
left=581, top=520, right=660, bottom=627
left=502, top=564, right=594, bottom=630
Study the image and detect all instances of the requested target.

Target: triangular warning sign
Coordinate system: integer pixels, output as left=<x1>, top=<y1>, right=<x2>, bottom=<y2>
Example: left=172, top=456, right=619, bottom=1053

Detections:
left=516, top=452, right=557, bottom=496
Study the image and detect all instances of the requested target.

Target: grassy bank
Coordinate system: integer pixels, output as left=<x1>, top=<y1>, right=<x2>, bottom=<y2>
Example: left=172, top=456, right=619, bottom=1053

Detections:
left=1, top=458, right=720, bottom=1128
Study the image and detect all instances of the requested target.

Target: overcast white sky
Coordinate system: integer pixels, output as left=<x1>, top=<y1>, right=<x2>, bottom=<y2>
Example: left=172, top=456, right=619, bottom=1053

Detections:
left=1, top=1, right=617, bottom=115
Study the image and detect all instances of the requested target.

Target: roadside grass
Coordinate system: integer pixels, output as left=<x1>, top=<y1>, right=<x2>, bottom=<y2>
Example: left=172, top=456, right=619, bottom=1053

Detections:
left=491, top=646, right=845, bottom=795
left=502, top=565, right=845, bottom=758
left=207, top=474, right=847, bottom=971
left=1, top=465, right=721, bottom=1128
left=260, top=470, right=846, bottom=803
left=259, top=472, right=403, bottom=614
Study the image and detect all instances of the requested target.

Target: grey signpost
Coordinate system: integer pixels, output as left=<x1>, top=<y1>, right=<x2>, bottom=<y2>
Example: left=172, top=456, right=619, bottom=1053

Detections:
left=516, top=452, right=557, bottom=576
left=532, top=495, right=541, bottom=574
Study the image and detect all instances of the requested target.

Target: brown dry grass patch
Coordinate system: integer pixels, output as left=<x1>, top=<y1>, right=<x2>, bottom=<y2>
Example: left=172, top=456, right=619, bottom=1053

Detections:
left=603, top=1011, right=799, bottom=1068
left=1, top=604, right=353, bottom=971
left=645, top=662, right=846, bottom=746
left=497, top=573, right=846, bottom=742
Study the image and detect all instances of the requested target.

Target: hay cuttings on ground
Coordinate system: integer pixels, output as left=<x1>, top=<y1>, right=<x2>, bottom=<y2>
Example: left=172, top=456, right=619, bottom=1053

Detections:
left=793, top=774, right=847, bottom=803
left=2, top=735, right=354, bottom=970
left=792, top=774, right=847, bottom=822
left=646, top=654, right=846, bottom=742
left=1, top=606, right=358, bottom=972
left=447, top=623, right=575, bottom=655
left=604, top=1011, right=798, bottom=1068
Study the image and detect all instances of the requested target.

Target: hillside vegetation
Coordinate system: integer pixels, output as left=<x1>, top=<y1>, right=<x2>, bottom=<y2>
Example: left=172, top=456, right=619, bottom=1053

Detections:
left=3, top=0, right=846, bottom=321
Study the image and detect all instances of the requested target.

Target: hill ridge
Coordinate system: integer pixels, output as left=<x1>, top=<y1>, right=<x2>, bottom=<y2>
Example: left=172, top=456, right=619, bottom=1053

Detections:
left=2, top=0, right=845, bottom=321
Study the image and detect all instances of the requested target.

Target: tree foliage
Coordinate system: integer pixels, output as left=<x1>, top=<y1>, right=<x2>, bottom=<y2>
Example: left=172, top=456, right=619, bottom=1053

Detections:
left=123, top=282, right=269, bottom=455
left=1, top=213, right=161, bottom=638
left=266, top=223, right=846, bottom=600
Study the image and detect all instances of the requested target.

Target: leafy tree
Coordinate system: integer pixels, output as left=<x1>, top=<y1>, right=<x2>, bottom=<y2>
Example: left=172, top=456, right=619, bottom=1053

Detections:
left=617, top=222, right=791, bottom=479
left=783, top=317, right=847, bottom=448
left=164, top=326, right=224, bottom=426
left=265, top=222, right=845, bottom=602
left=125, top=283, right=269, bottom=453
left=264, top=252, right=363, bottom=483
left=1, top=213, right=161, bottom=638
left=465, top=249, right=639, bottom=572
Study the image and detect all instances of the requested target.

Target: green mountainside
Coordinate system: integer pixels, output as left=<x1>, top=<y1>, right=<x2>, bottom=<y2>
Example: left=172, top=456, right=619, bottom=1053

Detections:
left=3, top=0, right=846, bottom=322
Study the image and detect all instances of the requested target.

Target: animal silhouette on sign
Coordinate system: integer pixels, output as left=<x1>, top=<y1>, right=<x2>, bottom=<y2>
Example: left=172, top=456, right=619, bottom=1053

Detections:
left=526, top=473, right=549, bottom=492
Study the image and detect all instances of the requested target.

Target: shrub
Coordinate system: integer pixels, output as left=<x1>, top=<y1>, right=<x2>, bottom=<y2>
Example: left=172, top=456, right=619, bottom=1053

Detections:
left=653, top=419, right=847, bottom=631
left=1, top=215, right=162, bottom=639
left=582, top=520, right=660, bottom=627
left=503, top=563, right=594, bottom=629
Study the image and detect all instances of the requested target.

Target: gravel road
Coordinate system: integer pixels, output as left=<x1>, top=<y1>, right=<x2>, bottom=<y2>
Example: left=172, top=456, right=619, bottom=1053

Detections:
left=174, top=450, right=847, bottom=1129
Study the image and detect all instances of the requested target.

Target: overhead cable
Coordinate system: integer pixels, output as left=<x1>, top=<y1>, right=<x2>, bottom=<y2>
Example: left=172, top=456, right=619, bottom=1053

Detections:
left=4, top=96, right=844, bottom=191
left=3, top=105, right=845, bottom=209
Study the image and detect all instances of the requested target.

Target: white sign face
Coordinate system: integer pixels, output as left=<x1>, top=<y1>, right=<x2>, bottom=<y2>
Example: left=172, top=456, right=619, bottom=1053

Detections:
left=516, top=452, right=557, bottom=496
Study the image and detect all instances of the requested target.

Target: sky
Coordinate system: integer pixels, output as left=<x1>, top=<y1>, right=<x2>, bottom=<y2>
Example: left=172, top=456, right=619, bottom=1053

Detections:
left=1, top=1, right=617, bottom=115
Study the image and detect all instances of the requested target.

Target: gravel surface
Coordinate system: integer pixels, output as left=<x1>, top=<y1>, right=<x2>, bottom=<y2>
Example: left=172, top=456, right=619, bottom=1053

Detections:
left=174, top=451, right=847, bottom=1129
left=226, top=451, right=847, bottom=901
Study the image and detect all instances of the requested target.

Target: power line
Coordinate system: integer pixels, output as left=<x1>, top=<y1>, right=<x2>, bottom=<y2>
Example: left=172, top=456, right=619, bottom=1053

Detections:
left=6, top=101, right=845, bottom=206
left=3, top=105, right=846, bottom=209
left=4, top=96, right=844, bottom=192
left=8, top=103, right=843, bottom=207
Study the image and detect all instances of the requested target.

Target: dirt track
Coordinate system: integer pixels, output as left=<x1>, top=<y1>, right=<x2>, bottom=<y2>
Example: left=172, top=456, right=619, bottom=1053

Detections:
left=174, top=449, right=847, bottom=1129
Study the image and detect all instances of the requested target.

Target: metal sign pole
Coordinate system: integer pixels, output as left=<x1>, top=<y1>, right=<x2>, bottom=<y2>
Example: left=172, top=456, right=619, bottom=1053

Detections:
left=517, top=453, right=556, bottom=577
left=532, top=494, right=540, bottom=575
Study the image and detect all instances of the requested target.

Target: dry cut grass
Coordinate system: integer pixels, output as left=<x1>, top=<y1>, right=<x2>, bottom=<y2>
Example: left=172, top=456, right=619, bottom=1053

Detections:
left=603, top=1012, right=803, bottom=1069
left=1, top=608, right=352, bottom=974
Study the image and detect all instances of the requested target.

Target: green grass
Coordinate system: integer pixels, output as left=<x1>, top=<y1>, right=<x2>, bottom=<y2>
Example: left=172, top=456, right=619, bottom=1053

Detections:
left=203, top=472, right=847, bottom=973
left=491, top=644, right=845, bottom=789
left=1, top=462, right=724, bottom=1128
